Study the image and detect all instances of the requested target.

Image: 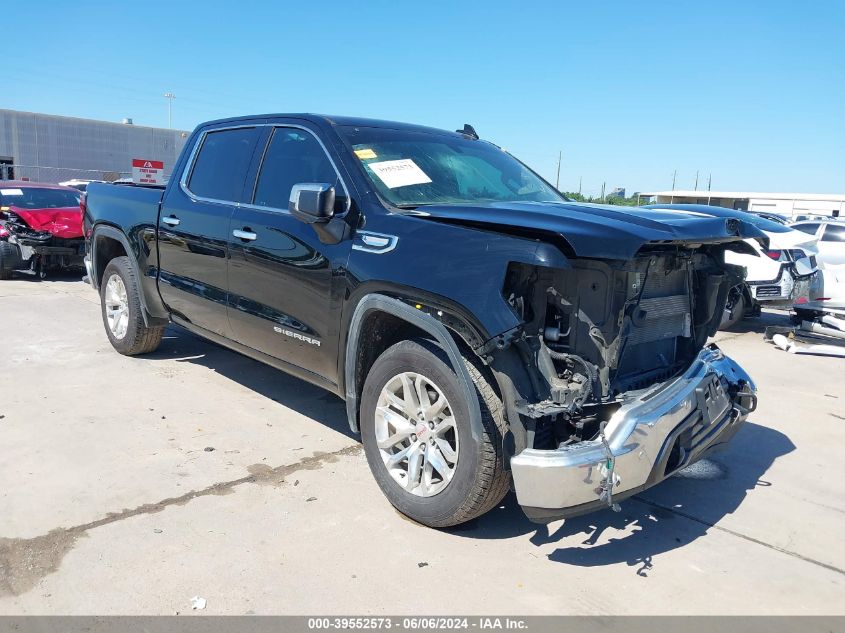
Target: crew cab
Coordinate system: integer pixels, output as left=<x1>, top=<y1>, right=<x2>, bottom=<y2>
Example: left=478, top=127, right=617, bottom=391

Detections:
left=84, top=114, right=760, bottom=526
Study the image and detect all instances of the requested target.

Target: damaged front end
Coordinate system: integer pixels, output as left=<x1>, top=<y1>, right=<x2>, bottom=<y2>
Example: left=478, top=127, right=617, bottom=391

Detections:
left=0, top=207, right=85, bottom=278
left=491, top=242, right=758, bottom=522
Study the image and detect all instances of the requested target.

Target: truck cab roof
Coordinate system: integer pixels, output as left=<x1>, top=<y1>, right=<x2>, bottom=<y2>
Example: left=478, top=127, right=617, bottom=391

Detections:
left=198, top=113, right=468, bottom=138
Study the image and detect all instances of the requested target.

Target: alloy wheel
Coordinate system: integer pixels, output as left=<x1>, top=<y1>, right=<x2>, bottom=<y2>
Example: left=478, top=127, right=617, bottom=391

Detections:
left=375, top=372, right=459, bottom=497
left=104, top=274, right=129, bottom=339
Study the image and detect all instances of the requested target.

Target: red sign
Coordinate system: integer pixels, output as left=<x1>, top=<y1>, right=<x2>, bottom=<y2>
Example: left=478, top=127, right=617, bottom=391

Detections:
left=131, top=159, right=165, bottom=184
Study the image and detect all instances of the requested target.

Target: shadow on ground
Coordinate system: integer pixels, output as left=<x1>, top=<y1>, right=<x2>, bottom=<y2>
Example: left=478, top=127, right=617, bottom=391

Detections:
left=3, top=269, right=85, bottom=284
left=719, top=309, right=794, bottom=336
left=448, top=421, right=794, bottom=575
left=144, top=325, right=356, bottom=440
left=139, top=326, right=795, bottom=575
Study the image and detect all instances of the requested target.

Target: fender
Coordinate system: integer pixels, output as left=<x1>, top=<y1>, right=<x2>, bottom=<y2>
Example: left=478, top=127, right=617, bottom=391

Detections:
left=344, top=293, right=484, bottom=441
left=90, top=223, right=169, bottom=327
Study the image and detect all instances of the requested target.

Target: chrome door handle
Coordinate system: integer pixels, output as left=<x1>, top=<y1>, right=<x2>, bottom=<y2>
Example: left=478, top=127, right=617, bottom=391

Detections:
left=233, top=229, right=257, bottom=241
left=161, top=215, right=180, bottom=227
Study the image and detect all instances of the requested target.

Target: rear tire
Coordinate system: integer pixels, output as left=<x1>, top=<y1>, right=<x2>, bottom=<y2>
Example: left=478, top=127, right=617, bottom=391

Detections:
left=360, top=338, right=510, bottom=527
left=100, top=256, right=164, bottom=355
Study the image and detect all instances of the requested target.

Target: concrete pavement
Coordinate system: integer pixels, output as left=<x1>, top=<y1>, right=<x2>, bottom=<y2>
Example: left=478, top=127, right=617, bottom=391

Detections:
left=0, top=273, right=842, bottom=614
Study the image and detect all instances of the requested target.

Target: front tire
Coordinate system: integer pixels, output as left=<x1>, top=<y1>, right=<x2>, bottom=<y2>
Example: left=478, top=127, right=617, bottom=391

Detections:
left=360, top=339, right=509, bottom=527
left=100, top=256, right=164, bottom=355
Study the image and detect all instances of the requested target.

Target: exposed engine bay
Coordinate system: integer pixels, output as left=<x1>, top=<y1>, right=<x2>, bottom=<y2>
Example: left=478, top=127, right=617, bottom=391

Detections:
left=502, top=245, right=743, bottom=451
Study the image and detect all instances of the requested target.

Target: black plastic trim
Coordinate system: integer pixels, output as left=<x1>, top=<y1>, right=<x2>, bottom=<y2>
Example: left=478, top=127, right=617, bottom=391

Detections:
left=90, top=224, right=169, bottom=327
left=343, top=293, right=483, bottom=441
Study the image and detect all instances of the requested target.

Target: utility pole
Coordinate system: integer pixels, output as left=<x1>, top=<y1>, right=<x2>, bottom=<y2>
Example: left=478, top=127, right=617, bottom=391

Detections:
left=707, top=173, right=712, bottom=191
left=555, top=151, right=562, bottom=190
left=671, top=169, right=677, bottom=191
left=578, top=176, right=582, bottom=196
left=163, top=92, right=176, bottom=129
left=601, top=181, right=606, bottom=202
left=693, top=170, right=699, bottom=191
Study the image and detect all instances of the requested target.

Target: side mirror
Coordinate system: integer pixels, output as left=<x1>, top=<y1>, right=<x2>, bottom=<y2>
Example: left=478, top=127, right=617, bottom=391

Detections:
left=289, top=183, right=335, bottom=224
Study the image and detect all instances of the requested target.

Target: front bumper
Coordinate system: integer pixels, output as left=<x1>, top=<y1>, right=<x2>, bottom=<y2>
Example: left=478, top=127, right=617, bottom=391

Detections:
left=511, top=345, right=757, bottom=523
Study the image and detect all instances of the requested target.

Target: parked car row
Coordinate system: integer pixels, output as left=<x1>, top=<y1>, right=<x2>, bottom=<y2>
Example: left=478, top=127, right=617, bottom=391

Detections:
left=641, top=204, right=827, bottom=328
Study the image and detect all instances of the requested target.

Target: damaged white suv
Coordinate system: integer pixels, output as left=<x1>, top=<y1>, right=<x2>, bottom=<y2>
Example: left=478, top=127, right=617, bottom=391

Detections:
left=644, top=204, right=819, bottom=328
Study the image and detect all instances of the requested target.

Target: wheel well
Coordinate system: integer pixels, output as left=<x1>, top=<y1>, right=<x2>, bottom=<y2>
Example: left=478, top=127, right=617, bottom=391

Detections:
left=94, top=235, right=127, bottom=286
left=353, top=311, right=430, bottom=409
left=351, top=308, right=500, bottom=426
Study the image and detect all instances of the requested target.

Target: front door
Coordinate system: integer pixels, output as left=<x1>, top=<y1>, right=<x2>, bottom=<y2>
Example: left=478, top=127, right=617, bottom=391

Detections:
left=157, top=126, right=261, bottom=336
left=227, top=125, right=352, bottom=383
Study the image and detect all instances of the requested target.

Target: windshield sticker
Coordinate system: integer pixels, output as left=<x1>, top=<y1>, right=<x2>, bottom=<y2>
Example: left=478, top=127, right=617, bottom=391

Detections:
left=354, top=148, right=378, bottom=160
left=368, top=159, right=432, bottom=189
left=0, top=188, right=23, bottom=196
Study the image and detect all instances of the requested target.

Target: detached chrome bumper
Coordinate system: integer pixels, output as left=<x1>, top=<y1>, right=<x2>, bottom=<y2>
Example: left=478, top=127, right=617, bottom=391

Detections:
left=511, top=345, right=757, bottom=523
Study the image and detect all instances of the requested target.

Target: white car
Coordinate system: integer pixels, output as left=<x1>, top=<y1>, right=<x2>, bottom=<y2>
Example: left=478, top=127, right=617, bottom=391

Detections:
left=796, top=265, right=845, bottom=318
left=791, top=220, right=845, bottom=267
left=58, top=179, right=102, bottom=192
left=643, top=204, right=820, bottom=328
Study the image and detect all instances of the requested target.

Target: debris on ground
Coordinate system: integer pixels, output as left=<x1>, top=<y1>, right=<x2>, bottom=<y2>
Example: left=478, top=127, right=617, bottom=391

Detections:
left=190, top=596, right=207, bottom=610
left=306, top=497, right=317, bottom=502
left=418, top=562, right=429, bottom=568
left=772, top=334, right=845, bottom=357
left=153, top=529, right=163, bottom=534
left=765, top=312, right=845, bottom=358
left=204, top=447, right=215, bottom=452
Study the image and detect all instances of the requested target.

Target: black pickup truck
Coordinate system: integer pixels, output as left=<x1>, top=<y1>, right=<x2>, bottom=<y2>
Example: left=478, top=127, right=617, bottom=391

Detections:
left=84, top=114, right=760, bottom=527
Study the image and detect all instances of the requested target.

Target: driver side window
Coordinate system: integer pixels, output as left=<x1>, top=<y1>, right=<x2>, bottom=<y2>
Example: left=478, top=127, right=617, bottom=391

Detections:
left=252, top=128, right=342, bottom=211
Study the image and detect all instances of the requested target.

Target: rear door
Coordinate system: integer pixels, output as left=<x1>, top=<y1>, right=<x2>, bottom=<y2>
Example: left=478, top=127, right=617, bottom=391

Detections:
left=226, top=124, right=352, bottom=383
left=157, top=126, right=260, bottom=336
left=819, top=224, right=845, bottom=266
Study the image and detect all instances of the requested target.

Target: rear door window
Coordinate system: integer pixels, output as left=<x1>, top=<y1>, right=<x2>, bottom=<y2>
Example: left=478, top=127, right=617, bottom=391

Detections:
left=187, top=127, right=259, bottom=202
left=794, top=223, right=820, bottom=236
left=822, top=224, right=845, bottom=242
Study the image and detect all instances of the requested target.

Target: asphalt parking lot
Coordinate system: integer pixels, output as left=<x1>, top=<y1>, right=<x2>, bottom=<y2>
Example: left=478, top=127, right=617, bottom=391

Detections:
left=0, top=273, right=843, bottom=615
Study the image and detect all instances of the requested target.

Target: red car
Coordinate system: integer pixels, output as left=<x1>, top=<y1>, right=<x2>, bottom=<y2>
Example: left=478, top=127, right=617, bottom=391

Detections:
left=0, top=181, right=85, bottom=279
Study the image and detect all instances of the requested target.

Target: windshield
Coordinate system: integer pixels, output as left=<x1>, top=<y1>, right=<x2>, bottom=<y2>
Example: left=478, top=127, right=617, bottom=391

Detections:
left=0, top=186, right=81, bottom=209
left=338, top=126, right=564, bottom=207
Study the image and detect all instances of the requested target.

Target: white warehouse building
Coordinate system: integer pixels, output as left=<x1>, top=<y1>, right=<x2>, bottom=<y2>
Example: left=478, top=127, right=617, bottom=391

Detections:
left=638, top=190, right=844, bottom=219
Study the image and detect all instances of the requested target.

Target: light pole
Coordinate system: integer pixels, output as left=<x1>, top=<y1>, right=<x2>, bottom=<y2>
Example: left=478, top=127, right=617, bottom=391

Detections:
left=555, top=150, right=562, bottom=190
left=163, top=92, right=176, bottom=129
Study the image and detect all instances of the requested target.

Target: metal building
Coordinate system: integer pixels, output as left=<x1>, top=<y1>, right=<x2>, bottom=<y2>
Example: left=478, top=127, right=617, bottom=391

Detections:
left=638, top=189, right=845, bottom=219
left=0, top=109, right=190, bottom=183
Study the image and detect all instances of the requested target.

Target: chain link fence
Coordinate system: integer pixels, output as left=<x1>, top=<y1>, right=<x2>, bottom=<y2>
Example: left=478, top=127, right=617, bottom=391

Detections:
left=0, top=163, right=130, bottom=184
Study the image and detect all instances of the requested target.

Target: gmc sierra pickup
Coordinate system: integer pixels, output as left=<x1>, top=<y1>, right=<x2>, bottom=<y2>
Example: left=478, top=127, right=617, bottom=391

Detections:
left=84, top=114, right=760, bottom=527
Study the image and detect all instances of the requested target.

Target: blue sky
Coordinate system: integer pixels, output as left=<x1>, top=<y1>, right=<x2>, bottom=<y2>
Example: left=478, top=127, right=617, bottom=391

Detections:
left=5, top=0, right=844, bottom=196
